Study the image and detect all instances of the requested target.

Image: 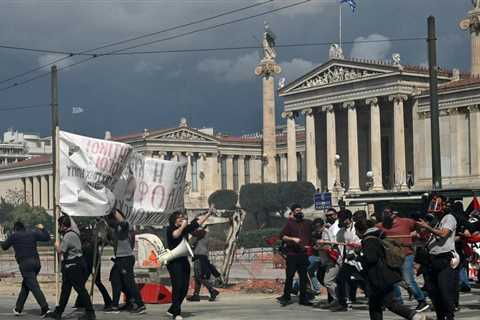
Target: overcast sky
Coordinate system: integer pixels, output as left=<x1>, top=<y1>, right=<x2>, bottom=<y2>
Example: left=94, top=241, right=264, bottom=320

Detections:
left=0, top=0, right=473, bottom=139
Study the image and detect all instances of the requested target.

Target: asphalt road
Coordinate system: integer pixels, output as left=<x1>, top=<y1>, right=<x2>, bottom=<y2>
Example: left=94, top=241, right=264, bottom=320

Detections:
left=0, top=290, right=479, bottom=320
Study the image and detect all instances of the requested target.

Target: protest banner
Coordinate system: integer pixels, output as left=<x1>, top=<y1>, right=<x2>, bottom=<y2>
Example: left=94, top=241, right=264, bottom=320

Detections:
left=114, top=152, right=187, bottom=226
left=59, top=130, right=186, bottom=225
left=59, top=131, right=133, bottom=216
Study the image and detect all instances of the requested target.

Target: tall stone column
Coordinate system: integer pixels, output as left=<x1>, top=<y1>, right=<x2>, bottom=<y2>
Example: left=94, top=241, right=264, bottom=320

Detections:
left=344, top=101, right=360, bottom=192
left=389, top=94, right=408, bottom=189
left=448, top=108, right=468, bottom=177
left=366, top=98, right=384, bottom=191
left=158, top=152, right=166, bottom=160
left=282, top=111, right=297, bottom=181
left=324, top=105, right=337, bottom=191
left=280, top=153, right=288, bottom=182
left=250, top=156, right=263, bottom=183
left=207, top=154, right=220, bottom=193
left=460, top=4, right=480, bottom=76
left=185, top=153, right=193, bottom=186
left=226, top=156, right=234, bottom=190
left=302, top=108, right=318, bottom=187
left=255, top=27, right=281, bottom=183
left=198, top=153, right=207, bottom=206
left=237, top=156, right=246, bottom=190
left=469, top=105, right=480, bottom=175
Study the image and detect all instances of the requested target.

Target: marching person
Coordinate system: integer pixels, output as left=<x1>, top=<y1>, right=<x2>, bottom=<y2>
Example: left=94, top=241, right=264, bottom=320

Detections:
left=416, top=195, right=459, bottom=320
left=166, top=209, right=215, bottom=320
left=107, top=209, right=146, bottom=314
left=46, top=215, right=95, bottom=320
left=186, top=225, right=220, bottom=302
left=276, top=204, right=313, bottom=307
left=377, top=208, right=429, bottom=312
left=355, top=220, right=428, bottom=320
left=1, top=221, right=50, bottom=317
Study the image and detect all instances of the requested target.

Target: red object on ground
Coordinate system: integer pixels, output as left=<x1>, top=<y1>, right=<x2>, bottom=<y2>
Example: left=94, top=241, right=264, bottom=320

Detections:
left=138, top=283, right=172, bottom=304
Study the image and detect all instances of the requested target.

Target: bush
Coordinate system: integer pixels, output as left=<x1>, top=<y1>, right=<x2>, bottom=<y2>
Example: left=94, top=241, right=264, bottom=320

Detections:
left=237, top=228, right=282, bottom=248
left=208, top=189, right=238, bottom=210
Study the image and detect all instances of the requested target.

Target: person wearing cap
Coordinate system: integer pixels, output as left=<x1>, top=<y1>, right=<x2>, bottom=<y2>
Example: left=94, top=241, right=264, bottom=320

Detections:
left=331, top=209, right=364, bottom=312
left=1, top=221, right=50, bottom=317
left=277, top=204, right=313, bottom=307
left=377, top=207, right=429, bottom=312
left=416, top=195, right=458, bottom=320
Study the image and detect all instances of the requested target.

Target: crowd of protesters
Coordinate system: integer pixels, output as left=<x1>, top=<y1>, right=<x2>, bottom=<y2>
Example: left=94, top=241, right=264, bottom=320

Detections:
left=277, top=195, right=480, bottom=320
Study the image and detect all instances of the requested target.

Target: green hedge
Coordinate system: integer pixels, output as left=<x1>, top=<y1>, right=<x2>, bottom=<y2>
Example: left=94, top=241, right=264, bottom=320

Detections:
left=208, top=189, right=238, bottom=210
left=237, top=228, right=282, bottom=248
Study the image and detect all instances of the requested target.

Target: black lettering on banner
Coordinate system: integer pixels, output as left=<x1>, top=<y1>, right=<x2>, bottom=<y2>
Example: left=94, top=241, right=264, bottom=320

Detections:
left=152, top=162, right=164, bottom=183
left=151, top=185, right=165, bottom=209
left=134, top=181, right=149, bottom=202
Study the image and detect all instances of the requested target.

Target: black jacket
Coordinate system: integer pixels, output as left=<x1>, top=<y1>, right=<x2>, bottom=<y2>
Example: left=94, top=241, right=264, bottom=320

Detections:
left=358, top=228, right=402, bottom=290
left=1, top=228, right=50, bottom=260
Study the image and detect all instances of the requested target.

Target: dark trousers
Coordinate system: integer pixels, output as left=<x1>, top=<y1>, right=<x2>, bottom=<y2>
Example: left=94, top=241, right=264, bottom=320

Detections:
left=16, top=258, right=48, bottom=312
left=56, top=258, right=94, bottom=315
left=110, top=255, right=144, bottom=308
left=368, top=285, right=415, bottom=320
left=208, top=260, right=221, bottom=278
left=424, top=255, right=458, bottom=320
left=75, top=254, right=112, bottom=307
left=336, top=263, right=368, bottom=306
left=167, top=258, right=191, bottom=317
left=193, top=255, right=215, bottom=295
left=283, top=254, right=309, bottom=302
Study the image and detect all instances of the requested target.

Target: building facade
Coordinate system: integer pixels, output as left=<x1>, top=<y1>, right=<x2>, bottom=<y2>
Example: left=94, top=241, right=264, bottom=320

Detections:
left=0, top=129, right=52, bottom=166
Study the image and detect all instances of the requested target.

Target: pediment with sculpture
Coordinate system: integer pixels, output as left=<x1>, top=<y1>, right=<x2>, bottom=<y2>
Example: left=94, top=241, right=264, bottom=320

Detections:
left=149, top=128, right=218, bottom=143
left=289, top=64, right=388, bottom=92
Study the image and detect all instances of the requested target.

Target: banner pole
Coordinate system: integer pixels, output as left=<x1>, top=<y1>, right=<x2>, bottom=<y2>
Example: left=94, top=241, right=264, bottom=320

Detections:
left=51, top=65, right=60, bottom=303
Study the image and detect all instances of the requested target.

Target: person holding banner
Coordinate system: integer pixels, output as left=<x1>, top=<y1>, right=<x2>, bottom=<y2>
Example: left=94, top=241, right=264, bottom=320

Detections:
left=46, top=215, right=95, bottom=320
left=107, top=209, right=146, bottom=314
left=1, top=221, right=50, bottom=317
left=166, top=209, right=215, bottom=320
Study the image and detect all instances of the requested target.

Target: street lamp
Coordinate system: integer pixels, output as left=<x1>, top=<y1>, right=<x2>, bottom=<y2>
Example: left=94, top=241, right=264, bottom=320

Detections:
left=334, top=154, right=342, bottom=192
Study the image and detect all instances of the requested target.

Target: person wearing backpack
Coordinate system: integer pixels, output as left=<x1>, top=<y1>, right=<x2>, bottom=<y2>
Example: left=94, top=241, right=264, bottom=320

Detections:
left=377, top=208, right=429, bottom=312
left=355, top=220, right=429, bottom=320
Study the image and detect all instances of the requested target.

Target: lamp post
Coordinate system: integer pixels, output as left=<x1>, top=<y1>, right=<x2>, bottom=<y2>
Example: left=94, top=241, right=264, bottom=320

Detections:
left=334, top=154, right=343, bottom=193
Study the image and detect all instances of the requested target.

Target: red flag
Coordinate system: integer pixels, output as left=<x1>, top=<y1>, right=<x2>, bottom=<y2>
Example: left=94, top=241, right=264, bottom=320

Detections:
left=466, top=195, right=480, bottom=214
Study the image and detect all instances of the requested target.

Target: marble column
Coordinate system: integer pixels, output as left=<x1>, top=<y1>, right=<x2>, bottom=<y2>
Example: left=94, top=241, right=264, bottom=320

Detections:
left=469, top=105, right=480, bottom=175
left=185, top=153, right=193, bottom=186
left=280, top=153, right=288, bottom=182
left=282, top=111, right=298, bottom=181
left=389, top=94, right=408, bottom=189
left=198, top=153, right=207, bottom=201
left=344, top=101, right=360, bottom=192
left=448, top=108, right=468, bottom=177
left=302, top=108, right=318, bottom=187
left=226, top=156, right=234, bottom=190
left=366, top=98, right=384, bottom=191
left=158, top=152, right=166, bottom=160
left=250, top=156, right=263, bottom=183
left=324, top=105, right=337, bottom=191
left=207, top=154, right=220, bottom=192
left=237, top=156, right=245, bottom=190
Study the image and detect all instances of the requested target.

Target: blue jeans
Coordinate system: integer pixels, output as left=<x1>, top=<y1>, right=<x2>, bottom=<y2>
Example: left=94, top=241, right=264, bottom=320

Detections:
left=394, top=254, right=425, bottom=303
left=458, top=266, right=470, bottom=288
left=293, top=255, right=321, bottom=293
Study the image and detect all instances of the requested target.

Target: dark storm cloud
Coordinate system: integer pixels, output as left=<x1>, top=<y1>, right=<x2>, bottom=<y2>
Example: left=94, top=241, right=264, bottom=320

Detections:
left=0, top=0, right=472, bottom=139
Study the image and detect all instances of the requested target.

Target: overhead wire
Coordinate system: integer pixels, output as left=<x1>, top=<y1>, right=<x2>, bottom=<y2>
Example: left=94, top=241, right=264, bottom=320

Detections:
left=0, top=103, right=50, bottom=112
left=0, top=0, right=274, bottom=86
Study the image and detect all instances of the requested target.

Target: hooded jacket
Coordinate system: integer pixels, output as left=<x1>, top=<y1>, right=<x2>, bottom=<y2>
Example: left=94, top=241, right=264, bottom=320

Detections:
left=358, top=227, right=402, bottom=290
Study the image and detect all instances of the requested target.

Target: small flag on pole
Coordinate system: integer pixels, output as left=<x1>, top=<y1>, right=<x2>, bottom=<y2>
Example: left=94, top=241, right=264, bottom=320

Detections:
left=72, top=106, right=84, bottom=114
left=340, top=0, right=357, bottom=12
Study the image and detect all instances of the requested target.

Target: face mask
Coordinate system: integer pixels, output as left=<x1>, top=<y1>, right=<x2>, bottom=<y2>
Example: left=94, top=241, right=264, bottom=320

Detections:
left=294, top=212, right=304, bottom=221
left=338, top=220, right=346, bottom=228
left=383, top=214, right=394, bottom=229
left=326, top=216, right=336, bottom=224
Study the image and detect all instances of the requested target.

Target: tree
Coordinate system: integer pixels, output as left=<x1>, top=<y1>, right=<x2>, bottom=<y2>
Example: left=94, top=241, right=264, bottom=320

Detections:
left=208, top=190, right=238, bottom=210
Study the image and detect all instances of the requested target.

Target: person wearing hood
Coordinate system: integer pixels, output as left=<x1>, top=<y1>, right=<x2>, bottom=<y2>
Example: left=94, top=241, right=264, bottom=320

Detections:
left=46, top=215, right=95, bottom=320
left=277, top=204, right=313, bottom=307
left=355, top=220, right=429, bottom=320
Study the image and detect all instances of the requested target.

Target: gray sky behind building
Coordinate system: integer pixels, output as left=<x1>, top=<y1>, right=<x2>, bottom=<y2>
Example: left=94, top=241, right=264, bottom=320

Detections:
left=0, top=0, right=472, bottom=138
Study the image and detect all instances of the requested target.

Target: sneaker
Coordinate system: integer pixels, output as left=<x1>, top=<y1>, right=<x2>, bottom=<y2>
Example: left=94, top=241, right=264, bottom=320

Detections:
left=174, top=316, right=183, bottom=320
left=44, top=311, right=61, bottom=320
left=209, top=289, right=220, bottom=302
left=187, top=295, right=201, bottom=302
left=412, top=314, right=426, bottom=320
left=103, top=306, right=119, bottom=314
left=13, top=308, right=22, bottom=316
left=460, top=285, right=471, bottom=293
left=41, top=307, right=50, bottom=318
left=130, top=305, right=146, bottom=314
left=78, top=313, right=96, bottom=320
left=166, top=311, right=174, bottom=317
left=330, top=304, right=348, bottom=312
left=277, top=297, right=292, bottom=307
left=118, top=303, right=133, bottom=311
left=299, top=301, right=314, bottom=307
left=415, top=300, right=429, bottom=312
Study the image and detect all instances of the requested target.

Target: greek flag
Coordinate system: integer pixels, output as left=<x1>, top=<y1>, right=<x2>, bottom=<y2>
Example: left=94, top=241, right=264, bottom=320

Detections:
left=340, top=0, right=357, bottom=12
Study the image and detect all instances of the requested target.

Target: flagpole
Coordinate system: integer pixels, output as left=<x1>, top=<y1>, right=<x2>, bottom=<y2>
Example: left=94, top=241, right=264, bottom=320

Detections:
left=339, top=3, right=342, bottom=49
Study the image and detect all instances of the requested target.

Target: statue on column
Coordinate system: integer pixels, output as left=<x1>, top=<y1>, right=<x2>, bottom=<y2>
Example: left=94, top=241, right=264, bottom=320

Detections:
left=262, top=22, right=277, bottom=60
left=473, top=0, right=480, bottom=9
